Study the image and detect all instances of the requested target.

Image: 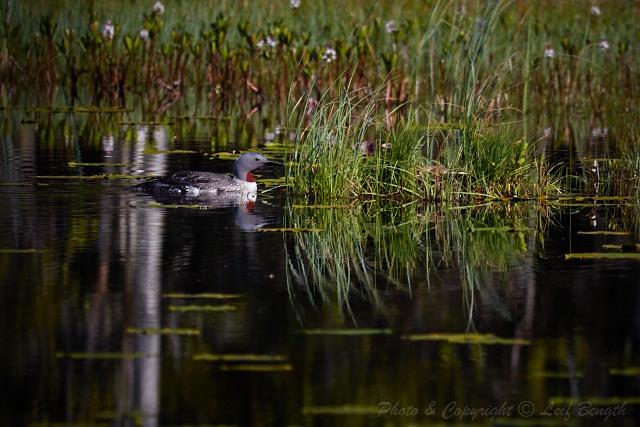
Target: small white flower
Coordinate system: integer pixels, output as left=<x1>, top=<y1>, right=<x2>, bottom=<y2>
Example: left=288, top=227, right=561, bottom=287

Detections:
left=290, top=0, right=301, bottom=9
left=274, top=125, right=283, bottom=135
left=385, top=20, right=397, bottom=34
left=543, top=127, right=552, bottom=138
left=153, top=1, right=165, bottom=15
left=544, top=45, right=555, bottom=59
left=598, top=39, right=610, bottom=51
left=102, top=20, right=115, bottom=40
left=257, top=36, right=277, bottom=49
left=139, top=29, right=149, bottom=40
left=322, top=47, right=337, bottom=63
left=591, top=6, right=601, bottom=16
left=264, top=132, right=276, bottom=142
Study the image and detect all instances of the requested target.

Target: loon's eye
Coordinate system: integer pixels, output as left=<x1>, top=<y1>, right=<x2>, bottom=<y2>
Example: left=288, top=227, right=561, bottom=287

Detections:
left=255, top=157, right=260, bottom=161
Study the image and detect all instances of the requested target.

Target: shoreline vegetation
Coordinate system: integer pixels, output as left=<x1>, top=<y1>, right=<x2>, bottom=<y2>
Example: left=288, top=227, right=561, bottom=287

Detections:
left=1, top=0, right=638, bottom=202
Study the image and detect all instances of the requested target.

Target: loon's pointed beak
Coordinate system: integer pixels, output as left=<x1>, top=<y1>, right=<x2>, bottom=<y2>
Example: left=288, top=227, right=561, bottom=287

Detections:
left=267, top=159, right=283, bottom=166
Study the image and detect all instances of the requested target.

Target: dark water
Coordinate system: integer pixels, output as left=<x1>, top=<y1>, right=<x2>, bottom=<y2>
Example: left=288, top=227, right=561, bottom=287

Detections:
left=2, top=117, right=640, bottom=426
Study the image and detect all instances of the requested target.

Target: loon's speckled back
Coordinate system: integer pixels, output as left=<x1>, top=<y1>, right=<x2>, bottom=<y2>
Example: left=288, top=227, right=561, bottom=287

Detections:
left=136, top=152, right=271, bottom=196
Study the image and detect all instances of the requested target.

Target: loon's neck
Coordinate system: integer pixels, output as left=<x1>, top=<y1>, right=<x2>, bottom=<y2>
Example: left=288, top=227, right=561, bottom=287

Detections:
left=233, top=168, right=255, bottom=183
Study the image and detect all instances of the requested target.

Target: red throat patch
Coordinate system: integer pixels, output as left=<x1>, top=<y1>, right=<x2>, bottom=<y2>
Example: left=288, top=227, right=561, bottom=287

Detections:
left=245, top=171, right=256, bottom=182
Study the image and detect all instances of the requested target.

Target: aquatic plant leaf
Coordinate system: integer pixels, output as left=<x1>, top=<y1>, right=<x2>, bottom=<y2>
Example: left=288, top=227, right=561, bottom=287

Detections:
left=219, top=363, right=293, bottom=371
left=577, top=231, right=630, bottom=236
left=401, top=333, right=529, bottom=345
left=610, top=367, right=640, bottom=376
left=565, top=253, right=640, bottom=260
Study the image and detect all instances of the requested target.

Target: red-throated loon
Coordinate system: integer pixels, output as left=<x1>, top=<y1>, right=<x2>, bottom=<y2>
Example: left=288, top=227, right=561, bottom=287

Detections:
left=136, top=152, right=272, bottom=196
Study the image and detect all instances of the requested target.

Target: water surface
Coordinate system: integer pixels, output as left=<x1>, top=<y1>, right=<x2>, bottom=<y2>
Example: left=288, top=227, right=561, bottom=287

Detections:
left=2, top=117, right=640, bottom=426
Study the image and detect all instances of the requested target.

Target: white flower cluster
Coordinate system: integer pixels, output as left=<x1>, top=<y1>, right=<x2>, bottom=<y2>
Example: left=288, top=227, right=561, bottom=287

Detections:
left=590, top=6, right=601, bottom=17
left=102, top=20, right=115, bottom=40
left=153, top=1, right=165, bottom=15
left=322, top=47, right=337, bottom=63
left=290, top=0, right=301, bottom=9
left=257, top=36, right=278, bottom=49
left=543, top=45, right=555, bottom=59
left=385, top=20, right=397, bottom=34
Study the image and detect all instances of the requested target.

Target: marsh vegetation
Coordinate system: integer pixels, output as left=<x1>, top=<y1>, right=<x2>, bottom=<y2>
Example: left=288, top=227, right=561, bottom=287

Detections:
left=2, top=1, right=640, bottom=425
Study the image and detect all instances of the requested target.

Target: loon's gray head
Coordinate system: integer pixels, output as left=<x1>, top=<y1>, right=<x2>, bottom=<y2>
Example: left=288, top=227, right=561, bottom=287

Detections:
left=232, top=152, right=271, bottom=182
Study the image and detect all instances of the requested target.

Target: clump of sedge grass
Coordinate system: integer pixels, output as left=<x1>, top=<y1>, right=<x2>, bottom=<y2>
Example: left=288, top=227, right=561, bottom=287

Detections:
left=287, top=84, right=562, bottom=204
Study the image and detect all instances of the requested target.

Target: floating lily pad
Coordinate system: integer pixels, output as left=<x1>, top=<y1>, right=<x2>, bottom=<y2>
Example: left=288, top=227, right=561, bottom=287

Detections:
left=401, top=333, right=530, bottom=345
left=603, top=244, right=640, bottom=251
left=577, top=231, right=630, bottom=236
left=125, top=327, right=200, bottom=336
left=610, top=367, right=640, bottom=376
left=219, top=363, right=293, bottom=372
left=168, top=304, right=237, bottom=312
left=565, top=253, right=640, bottom=260
left=210, top=152, right=242, bottom=160
left=299, top=328, right=393, bottom=335
left=193, top=354, right=287, bottom=362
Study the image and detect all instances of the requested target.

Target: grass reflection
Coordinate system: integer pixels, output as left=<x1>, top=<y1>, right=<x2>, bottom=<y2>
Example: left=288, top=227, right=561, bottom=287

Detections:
left=285, top=200, right=547, bottom=316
